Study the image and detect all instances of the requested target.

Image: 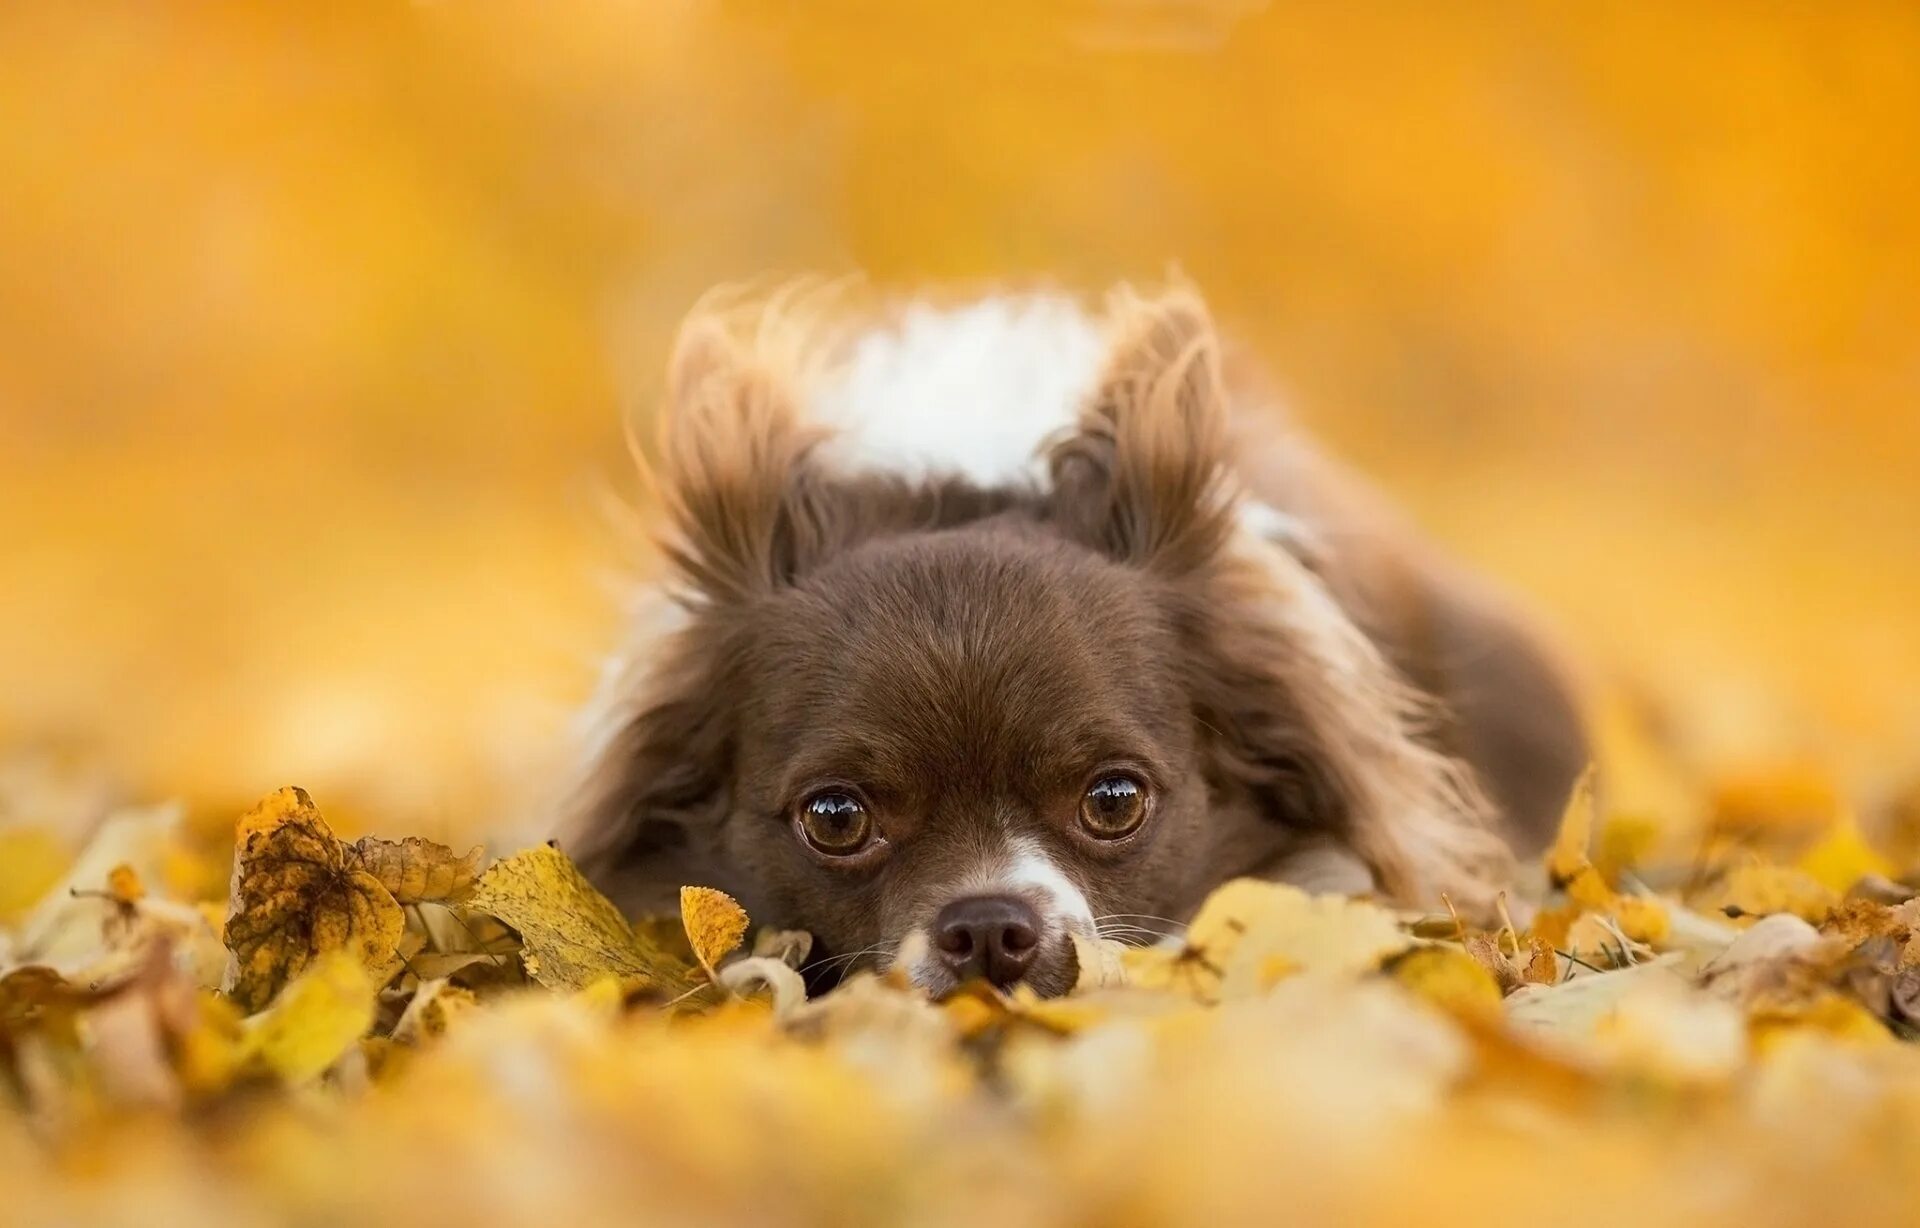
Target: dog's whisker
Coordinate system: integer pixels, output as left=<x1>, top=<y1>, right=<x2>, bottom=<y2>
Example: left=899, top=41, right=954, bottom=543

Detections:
left=1093, top=913, right=1188, bottom=931
left=803, top=944, right=895, bottom=978
left=1094, top=919, right=1184, bottom=937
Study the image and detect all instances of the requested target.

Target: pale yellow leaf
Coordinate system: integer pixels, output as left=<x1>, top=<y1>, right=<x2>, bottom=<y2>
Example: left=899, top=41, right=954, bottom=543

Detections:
left=466, top=844, right=697, bottom=996
left=239, top=950, right=377, bottom=1084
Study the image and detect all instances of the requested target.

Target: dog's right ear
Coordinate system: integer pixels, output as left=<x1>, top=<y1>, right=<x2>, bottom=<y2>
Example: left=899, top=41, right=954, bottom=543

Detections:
left=1047, top=287, right=1237, bottom=576
left=655, top=309, right=829, bottom=603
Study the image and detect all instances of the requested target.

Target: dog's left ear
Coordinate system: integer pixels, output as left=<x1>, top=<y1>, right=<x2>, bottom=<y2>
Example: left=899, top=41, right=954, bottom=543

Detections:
left=654, top=303, right=834, bottom=604
left=1048, top=288, right=1237, bottom=574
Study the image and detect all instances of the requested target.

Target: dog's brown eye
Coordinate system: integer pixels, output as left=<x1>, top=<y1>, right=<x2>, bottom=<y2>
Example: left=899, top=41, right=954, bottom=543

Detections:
left=796, top=791, right=873, bottom=856
left=1079, top=774, right=1148, bottom=839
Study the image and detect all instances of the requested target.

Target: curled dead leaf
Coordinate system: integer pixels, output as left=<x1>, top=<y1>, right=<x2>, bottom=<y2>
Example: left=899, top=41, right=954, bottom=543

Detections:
left=465, top=843, right=697, bottom=996
left=221, top=787, right=406, bottom=1013
left=718, top=956, right=808, bottom=1017
left=350, top=835, right=485, bottom=905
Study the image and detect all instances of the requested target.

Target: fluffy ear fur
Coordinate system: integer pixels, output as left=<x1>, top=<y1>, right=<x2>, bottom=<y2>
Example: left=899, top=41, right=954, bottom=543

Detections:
left=567, top=292, right=833, bottom=907
left=1047, top=288, right=1237, bottom=574
left=653, top=292, right=839, bottom=604
left=1056, top=287, right=1512, bottom=910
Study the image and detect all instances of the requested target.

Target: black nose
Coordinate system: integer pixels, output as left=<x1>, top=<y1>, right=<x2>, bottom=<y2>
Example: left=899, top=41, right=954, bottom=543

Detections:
left=933, top=894, right=1042, bottom=987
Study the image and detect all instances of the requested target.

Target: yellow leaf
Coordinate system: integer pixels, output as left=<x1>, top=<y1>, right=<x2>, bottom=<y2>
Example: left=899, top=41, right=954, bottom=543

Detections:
left=1710, top=762, right=1844, bottom=837
left=0, top=829, right=70, bottom=923
left=1709, top=860, right=1837, bottom=925
left=174, top=991, right=245, bottom=1096
left=1385, top=945, right=1503, bottom=1020
left=1547, top=766, right=1597, bottom=887
left=221, top=787, right=406, bottom=1013
left=1610, top=895, right=1672, bottom=946
left=350, top=835, right=486, bottom=904
left=679, top=885, right=749, bottom=979
left=106, top=863, right=145, bottom=905
left=1181, top=879, right=1411, bottom=1001
left=466, top=843, right=698, bottom=996
left=239, top=950, right=377, bottom=1084
left=1595, top=810, right=1661, bottom=880
left=1750, top=994, right=1892, bottom=1054
left=1796, top=816, right=1893, bottom=894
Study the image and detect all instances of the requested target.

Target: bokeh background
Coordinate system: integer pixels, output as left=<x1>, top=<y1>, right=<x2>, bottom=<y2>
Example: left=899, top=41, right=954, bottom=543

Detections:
left=3, top=2, right=1917, bottom=849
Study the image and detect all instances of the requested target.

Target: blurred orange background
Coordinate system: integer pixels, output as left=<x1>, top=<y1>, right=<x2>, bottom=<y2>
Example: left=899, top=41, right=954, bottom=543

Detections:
left=3, top=2, right=1917, bottom=844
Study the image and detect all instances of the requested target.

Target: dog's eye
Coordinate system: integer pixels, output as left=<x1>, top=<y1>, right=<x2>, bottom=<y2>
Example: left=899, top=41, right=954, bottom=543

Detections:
left=1079, top=774, right=1149, bottom=839
left=795, top=791, right=874, bottom=856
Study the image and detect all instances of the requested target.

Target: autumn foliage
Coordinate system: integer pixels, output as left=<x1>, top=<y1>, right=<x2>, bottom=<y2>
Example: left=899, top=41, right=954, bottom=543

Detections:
left=5, top=772, right=1920, bottom=1226
left=5, top=3, right=1920, bottom=1225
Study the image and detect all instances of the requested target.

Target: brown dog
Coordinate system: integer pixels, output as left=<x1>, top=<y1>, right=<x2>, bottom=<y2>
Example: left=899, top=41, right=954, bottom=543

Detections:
left=567, top=286, right=1586, bottom=997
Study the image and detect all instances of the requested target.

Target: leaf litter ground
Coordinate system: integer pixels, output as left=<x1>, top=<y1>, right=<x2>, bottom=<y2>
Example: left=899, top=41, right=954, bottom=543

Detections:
left=7, top=770, right=1920, bottom=1227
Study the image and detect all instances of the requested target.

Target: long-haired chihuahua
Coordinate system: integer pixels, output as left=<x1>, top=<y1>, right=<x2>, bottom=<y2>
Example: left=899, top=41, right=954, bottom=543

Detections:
left=567, top=284, right=1586, bottom=997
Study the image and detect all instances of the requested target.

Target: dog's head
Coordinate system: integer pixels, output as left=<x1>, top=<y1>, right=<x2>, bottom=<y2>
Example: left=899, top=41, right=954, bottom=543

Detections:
left=572, top=289, right=1507, bottom=997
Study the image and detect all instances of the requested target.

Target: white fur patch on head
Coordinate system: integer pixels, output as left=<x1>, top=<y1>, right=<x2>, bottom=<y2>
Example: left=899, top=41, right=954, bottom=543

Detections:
left=896, top=836, right=1098, bottom=989
left=998, top=836, right=1097, bottom=934
left=808, top=296, right=1105, bottom=487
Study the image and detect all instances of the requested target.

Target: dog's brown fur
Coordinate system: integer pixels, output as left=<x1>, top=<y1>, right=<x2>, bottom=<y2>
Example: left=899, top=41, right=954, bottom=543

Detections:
left=568, top=286, right=1586, bottom=995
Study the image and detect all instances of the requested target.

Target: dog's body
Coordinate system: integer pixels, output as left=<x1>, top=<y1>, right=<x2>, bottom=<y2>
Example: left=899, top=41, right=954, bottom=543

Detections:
left=570, top=288, right=1587, bottom=996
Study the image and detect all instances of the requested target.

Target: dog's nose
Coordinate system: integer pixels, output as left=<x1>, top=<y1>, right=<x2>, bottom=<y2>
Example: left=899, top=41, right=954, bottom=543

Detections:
left=932, top=894, right=1042, bottom=987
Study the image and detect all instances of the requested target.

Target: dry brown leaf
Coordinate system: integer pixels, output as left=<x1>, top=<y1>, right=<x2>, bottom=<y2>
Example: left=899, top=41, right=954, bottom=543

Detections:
left=1463, top=931, right=1560, bottom=995
left=679, top=885, right=748, bottom=980
left=1068, top=932, right=1127, bottom=993
left=350, top=835, right=485, bottom=905
left=465, top=843, right=697, bottom=996
left=221, top=787, right=406, bottom=1013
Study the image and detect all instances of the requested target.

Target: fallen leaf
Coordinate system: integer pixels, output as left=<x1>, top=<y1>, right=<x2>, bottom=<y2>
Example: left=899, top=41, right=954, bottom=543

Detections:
left=221, top=787, right=406, bottom=1013
left=105, top=864, right=145, bottom=905
left=238, top=950, right=378, bottom=1084
left=0, top=829, right=70, bottom=924
left=1463, top=931, right=1560, bottom=995
left=1384, top=945, right=1504, bottom=1020
left=1547, top=766, right=1598, bottom=887
left=350, top=835, right=485, bottom=905
left=751, top=928, right=814, bottom=969
left=1707, top=860, right=1837, bottom=925
left=1068, top=932, right=1127, bottom=993
left=1797, top=817, right=1894, bottom=894
left=466, top=844, right=697, bottom=996
left=391, top=978, right=477, bottom=1045
left=1183, top=879, right=1412, bottom=1000
left=680, top=885, right=748, bottom=979
left=718, top=956, right=809, bottom=1017
left=1507, top=956, right=1688, bottom=1039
